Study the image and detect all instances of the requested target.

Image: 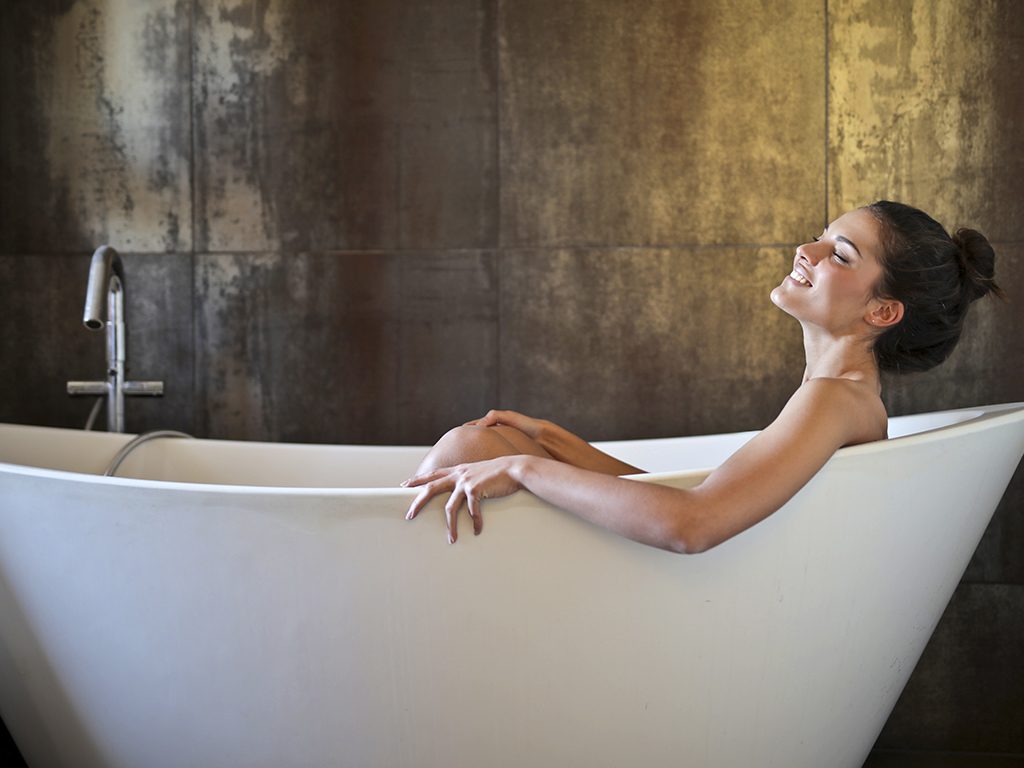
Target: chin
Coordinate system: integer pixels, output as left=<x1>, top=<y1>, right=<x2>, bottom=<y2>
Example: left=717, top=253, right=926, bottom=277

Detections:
left=770, top=285, right=805, bottom=322
left=770, top=285, right=789, bottom=311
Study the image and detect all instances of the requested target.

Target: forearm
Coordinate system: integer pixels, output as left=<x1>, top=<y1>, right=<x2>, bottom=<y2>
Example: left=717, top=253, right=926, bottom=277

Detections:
left=536, top=423, right=645, bottom=475
left=513, top=455, right=701, bottom=553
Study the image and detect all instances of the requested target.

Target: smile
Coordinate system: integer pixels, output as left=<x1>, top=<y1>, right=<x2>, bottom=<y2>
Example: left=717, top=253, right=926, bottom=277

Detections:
left=789, top=270, right=812, bottom=286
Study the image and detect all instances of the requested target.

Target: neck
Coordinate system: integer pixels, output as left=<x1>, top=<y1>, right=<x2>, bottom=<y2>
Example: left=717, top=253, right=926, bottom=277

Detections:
left=799, top=324, right=882, bottom=394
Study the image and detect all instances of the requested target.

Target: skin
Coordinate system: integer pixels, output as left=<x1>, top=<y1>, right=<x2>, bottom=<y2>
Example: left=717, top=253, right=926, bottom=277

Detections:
left=403, top=208, right=906, bottom=553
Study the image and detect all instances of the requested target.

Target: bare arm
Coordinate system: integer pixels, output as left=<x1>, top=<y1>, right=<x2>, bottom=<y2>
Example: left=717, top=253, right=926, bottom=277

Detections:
left=466, top=409, right=644, bottom=475
left=406, top=380, right=884, bottom=553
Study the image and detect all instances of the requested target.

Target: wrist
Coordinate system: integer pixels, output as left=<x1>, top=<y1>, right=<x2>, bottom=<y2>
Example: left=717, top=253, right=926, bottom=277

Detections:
left=535, top=419, right=562, bottom=451
left=512, top=455, right=537, bottom=486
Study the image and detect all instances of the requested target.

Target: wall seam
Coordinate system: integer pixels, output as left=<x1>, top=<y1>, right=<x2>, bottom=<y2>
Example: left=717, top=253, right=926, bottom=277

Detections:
left=495, top=0, right=503, bottom=407
left=824, top=0, right=830, bottom=227
left=189, top=0, right=199, bottom=437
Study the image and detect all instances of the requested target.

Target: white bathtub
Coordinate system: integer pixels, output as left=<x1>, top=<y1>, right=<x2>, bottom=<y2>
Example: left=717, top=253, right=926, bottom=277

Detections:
left=1, top=403, right=1023, bottom=768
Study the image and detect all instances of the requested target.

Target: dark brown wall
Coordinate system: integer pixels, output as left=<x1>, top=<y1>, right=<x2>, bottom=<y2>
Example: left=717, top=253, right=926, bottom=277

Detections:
left=1, top=0, right=1022, bottom=761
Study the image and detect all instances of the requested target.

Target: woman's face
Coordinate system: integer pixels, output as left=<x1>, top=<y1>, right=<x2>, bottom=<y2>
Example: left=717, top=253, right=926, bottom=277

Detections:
left=770, top=208, right=889, bottom=334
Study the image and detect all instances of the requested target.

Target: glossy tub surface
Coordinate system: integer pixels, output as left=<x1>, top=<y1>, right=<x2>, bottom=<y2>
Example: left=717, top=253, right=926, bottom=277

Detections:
left=1, top=403, right=1023, bottom=768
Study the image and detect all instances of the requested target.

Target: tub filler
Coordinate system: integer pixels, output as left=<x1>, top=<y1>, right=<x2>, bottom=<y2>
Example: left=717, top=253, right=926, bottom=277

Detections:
left=1, top=403, right=1023, bottom=768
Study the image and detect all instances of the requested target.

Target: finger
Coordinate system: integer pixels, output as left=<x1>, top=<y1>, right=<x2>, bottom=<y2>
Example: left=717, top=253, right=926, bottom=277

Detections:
left=445, top=489, right=465, bottom=543
left=405, top=480, right=450, bottom=520
left=467, top=491, right=484, bottom=535
left=467, top=409, right=509, bottom=428
left=402, top=466, right=453, bottom=488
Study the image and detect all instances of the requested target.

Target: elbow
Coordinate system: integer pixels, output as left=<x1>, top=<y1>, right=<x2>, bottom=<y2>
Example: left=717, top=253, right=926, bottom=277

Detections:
left=665, top=523, right=712, bottom=555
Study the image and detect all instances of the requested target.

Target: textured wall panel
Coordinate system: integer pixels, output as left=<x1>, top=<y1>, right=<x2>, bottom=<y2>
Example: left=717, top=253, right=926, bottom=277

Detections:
left=194, top=0, right=497, bottom=252
left=396, top=252, right=499, bottom=443
left=0, top=252, right=194, bottom=435
left=196, top=251, right=497, bottom=444
left=829, top=0, right=1024, bottom=240
left=0, top=0, right=191, bottom=253
left=499, top=247, right=805, bottom=442
left=500, top=0, right=826, bottom=247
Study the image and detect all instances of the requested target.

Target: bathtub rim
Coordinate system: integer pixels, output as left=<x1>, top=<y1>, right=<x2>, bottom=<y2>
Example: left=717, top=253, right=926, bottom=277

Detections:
left=0, top=402, right=1021, bottom=496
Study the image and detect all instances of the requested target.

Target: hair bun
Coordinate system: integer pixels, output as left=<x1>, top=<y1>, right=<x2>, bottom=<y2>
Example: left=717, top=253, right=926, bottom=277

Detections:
left=952, top=228, right=1002, bottom=302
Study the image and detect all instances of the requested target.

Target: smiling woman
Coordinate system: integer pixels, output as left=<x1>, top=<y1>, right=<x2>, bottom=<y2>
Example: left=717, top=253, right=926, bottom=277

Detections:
left=404, top=201, right=1004, bottom=551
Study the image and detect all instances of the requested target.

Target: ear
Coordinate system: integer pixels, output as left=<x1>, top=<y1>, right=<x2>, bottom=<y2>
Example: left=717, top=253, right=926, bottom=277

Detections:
left=866, top=298, right=904, bottom=328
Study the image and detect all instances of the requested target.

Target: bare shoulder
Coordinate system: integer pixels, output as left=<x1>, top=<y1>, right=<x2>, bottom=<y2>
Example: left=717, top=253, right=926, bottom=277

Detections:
left=785, top=377, right=887, bottom=445
left=691, top=376, right=887, bottom=550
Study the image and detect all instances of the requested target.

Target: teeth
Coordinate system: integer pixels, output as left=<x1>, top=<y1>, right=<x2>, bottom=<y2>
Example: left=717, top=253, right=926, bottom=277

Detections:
left=790, top=270, right=810, bottom=286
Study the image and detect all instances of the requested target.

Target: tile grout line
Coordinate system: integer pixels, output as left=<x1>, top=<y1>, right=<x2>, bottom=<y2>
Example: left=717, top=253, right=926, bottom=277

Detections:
left=495, top=0, right=503, bottom=407
left=824, top=0, right=830, bottom=228
left=20, top=239, right=1024, bottom=258
left=189, top=0, right=199, bottom=437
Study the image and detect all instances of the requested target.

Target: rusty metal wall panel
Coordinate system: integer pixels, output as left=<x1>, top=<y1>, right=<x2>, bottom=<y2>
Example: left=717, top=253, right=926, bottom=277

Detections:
left=195, top=251, right=497, bottom=444
left=0, top=0, right=192, bottom=253
left=499, top=0, right=826, bottom=247
left=193, top=0, right=497, bottom=253
left=498, top=247, right=805, bottom=441
left=828, top=0, right=1024, bottom=241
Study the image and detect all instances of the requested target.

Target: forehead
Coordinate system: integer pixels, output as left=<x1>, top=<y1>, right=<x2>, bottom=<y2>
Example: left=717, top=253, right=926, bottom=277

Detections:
left=827, top=208, right=883, bottom=261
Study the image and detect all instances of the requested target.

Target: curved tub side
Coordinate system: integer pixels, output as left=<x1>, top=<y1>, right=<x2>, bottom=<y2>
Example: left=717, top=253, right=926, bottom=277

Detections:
left=0, top=406, right=1022, bottom=768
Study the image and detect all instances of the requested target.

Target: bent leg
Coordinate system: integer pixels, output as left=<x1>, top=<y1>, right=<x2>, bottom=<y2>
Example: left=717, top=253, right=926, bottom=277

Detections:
left=414, top=425, right=550, bottom=476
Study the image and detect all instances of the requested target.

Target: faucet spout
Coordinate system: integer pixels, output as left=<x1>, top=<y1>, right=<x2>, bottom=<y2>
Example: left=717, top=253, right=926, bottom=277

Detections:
left=84, top=245, right=124, bottom=330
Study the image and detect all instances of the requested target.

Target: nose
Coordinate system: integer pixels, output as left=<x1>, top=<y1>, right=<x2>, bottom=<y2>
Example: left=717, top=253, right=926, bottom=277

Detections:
left=797, top=239, right=825, bottom=266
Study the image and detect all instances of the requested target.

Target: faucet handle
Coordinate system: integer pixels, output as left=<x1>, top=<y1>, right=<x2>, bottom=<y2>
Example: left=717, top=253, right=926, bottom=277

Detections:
left=123, top=381, right=164, bottom=396
left=67, top=381, right=109, bottom=396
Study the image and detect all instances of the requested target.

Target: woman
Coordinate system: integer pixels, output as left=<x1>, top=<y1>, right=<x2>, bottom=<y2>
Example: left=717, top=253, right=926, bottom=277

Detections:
left=402, top=201, right=1003, bottom=553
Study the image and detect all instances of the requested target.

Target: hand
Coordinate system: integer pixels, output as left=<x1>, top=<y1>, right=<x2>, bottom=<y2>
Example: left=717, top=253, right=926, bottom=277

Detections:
left=402, top=456, right=526, bottom=544
left=463, top=409, right=550, bottom=442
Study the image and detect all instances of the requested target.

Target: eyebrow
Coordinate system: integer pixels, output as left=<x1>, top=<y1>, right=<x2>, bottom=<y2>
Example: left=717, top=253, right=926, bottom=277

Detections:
left=835, top=235, right=862, bottom=258
left=824, top=227, right=862, bottom=258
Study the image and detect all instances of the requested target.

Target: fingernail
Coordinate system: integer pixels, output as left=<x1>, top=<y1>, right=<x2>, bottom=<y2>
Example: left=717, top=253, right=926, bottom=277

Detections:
left=448, top=533, right=455, bottom=544
left=399, top=479, right=409, bottom=487
left=405, top=511, right=413, bottom=520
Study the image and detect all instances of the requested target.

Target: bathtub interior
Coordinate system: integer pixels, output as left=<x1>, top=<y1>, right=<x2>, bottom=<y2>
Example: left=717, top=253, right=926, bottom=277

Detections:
left=0, top=405, right=998, bottom=489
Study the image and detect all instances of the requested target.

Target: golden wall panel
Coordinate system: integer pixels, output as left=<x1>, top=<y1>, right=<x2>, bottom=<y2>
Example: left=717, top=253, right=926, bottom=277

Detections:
left=500, top=0, right=826, bottom=247
left=498, top=247, right=805, bottom=441
left=829, top=0, right=1024, bottom=240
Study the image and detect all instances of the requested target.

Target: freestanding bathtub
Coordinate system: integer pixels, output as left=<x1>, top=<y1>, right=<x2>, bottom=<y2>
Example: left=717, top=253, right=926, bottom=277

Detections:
left=1, top=403, right=1023, bottom=768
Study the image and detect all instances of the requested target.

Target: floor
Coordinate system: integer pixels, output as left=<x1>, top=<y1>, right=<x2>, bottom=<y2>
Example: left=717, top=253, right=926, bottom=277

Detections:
left=4, top=719, right=1022, bottom=768
left=863, top=751, right=1024, bottom=767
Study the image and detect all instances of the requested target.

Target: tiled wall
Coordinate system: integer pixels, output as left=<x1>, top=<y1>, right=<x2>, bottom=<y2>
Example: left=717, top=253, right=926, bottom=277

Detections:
left=1, top=0, right=1021, bottom=759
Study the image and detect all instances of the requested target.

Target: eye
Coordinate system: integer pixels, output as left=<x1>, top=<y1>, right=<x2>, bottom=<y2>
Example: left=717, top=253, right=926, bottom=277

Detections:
left=813, top=235, right=848, bottom=263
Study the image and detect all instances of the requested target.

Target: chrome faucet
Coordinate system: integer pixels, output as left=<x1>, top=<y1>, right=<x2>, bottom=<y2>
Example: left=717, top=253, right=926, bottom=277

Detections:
left=67, top=245, right=164, bottom=432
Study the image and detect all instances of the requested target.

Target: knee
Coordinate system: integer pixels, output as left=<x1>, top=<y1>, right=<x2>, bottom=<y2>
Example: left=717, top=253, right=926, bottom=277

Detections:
left=416, top=425, right=513, bottom=476
left=436, top=425, right=495, bottom=453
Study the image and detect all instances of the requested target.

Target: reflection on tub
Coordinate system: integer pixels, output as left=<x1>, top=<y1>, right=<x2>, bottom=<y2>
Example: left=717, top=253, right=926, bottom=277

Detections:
left=1, top=403, right=1022, bottom=768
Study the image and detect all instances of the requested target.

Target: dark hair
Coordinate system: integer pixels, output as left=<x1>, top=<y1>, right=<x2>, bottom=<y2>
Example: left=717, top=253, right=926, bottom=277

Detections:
left=865, top=200, right=1003, bottom=374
